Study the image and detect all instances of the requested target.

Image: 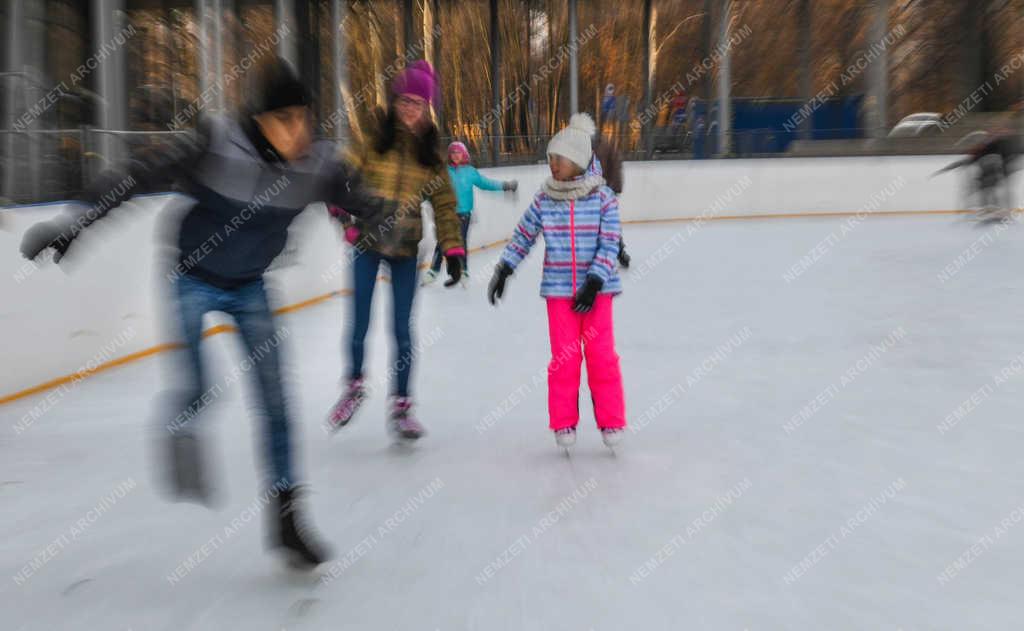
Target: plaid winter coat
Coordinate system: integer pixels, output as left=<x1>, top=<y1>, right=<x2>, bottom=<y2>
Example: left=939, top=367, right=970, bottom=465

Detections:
left=347, top=122, right=462, bottom=259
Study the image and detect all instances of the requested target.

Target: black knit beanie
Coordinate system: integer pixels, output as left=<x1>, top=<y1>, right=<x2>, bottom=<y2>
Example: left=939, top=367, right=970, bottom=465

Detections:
left=248, top=56, right=311, bottom=115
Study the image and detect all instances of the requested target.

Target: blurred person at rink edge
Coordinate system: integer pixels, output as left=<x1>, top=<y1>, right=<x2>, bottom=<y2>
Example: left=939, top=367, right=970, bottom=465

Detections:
left=933, top=105, right=1024, bottom=220
left=326, top=60, right=464, bottom=441
left=19, top=56, right=390, bottom=570
left=965, top=106, right=1024, bottom=218
left=422, top=140, right=518, bottom=287
left=488, top=113, right=627, bottom=450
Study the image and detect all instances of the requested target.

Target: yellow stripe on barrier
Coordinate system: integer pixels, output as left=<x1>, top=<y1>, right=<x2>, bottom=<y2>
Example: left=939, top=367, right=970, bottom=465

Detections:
left=0, top=208, right=1001, bottom=406
left=0, top=343, right=180, bottom=406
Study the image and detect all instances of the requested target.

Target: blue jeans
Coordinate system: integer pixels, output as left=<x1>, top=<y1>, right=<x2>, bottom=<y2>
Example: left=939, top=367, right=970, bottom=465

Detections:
left=173, top=274, right=293, bottom=489
left=349, top=250, right=418, bottom=397
left=431, top=214, right=471, bottom=273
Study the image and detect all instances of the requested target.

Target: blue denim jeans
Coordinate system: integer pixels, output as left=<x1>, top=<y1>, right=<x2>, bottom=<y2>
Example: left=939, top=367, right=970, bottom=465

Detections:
left=349, top=250, right=418, bottom=396
left=173, top=274, right=293, bottom=489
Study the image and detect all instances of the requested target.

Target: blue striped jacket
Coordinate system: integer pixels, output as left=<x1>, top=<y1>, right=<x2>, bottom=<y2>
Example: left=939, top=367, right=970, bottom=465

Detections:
left=500, top=160, right=622, bottom=298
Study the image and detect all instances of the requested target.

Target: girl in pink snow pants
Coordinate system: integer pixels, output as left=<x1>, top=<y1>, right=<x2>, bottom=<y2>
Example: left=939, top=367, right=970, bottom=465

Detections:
left=488, top=113, right=626, bottom=448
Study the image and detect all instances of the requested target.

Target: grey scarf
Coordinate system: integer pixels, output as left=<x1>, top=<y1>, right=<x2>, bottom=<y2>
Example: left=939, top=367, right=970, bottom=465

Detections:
left=542, top=173, right=606, bottom=200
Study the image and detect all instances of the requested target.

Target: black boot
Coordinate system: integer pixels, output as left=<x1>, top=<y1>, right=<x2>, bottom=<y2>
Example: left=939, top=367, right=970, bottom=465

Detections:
left=271, top=486, right=332, bottom=569
left=163, top=433, right=215, bottom=507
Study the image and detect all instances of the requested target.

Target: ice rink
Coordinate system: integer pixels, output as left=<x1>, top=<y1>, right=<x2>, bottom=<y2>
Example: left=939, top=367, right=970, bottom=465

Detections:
left=3, top=215, right=1024, bottom=630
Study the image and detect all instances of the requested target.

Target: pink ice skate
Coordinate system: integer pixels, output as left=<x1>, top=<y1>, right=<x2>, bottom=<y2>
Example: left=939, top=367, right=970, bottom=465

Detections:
left=388, top=397, right=425, bottom=441
left=327, top=378, right=366, bottom=432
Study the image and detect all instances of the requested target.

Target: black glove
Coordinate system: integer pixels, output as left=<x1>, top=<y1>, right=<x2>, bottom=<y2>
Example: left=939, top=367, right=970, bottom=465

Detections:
left=443, top=254, right=463, bottom=287
left=503, top=179, right=518, bottom=192
left=488, top=262, right=514, bottom=305
left=572, top=275, right=604, bottom=313
left=20, top=220, right=76, bottom=263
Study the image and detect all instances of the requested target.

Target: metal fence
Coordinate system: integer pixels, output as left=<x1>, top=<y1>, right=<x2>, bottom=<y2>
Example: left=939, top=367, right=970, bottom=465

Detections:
left=1, top=128, right=191, bottom=205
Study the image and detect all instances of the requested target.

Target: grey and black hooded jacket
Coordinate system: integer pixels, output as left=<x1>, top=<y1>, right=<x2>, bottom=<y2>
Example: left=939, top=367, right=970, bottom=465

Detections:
left=53, top=114, right=382, bottom=288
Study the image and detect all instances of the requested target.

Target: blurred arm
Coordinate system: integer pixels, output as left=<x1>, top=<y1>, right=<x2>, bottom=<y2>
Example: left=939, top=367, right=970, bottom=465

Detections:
left=74, top=121, right=209, bottom=229
left=471, top=167, right=505, bottom=192
left=327, top=159, right=389, bottom=222
left=501, top=196, right=544, bottom=270
left=20, top=122, right=209, bottom=262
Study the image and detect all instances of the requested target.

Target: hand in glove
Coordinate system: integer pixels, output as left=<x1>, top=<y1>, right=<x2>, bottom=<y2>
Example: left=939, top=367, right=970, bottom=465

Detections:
left=328, top=206, right=362, bottom=245
left=443, top=249, right=464, bottom=287
left=20, top=220, right=76, bottom=263
left=502, top=179, right=518, bottom=192
left=488, top=261, right=514, bottom=305
left=572, top=275, right=604, bottom=313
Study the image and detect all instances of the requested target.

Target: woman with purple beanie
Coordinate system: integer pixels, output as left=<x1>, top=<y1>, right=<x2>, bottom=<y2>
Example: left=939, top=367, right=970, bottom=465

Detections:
left=327, top=61, right=464, bottom=442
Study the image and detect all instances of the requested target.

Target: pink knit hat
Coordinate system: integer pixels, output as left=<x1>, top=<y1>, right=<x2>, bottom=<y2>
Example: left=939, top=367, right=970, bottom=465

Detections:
left=392, top=60, right=438, bottom=106
left=447, top=141, right=470, bottom=165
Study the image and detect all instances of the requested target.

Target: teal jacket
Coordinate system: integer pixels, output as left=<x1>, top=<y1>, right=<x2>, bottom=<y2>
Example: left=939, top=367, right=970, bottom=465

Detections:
left=447, top=164, right=504, bottom=214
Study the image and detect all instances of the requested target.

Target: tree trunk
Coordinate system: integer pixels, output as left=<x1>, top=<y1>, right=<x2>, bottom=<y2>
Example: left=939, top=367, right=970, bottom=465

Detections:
left=700, top=0, right=712, bottom=103
left=421, top=0, right=433, bottom=63
left=867, top=0, right=890, bottom=137
left=960, top=2, right=985, bottom=109
left=489, top=0, right=500, bottom=164
left=641, top=0, right=654, bottom=157
left=798, top=0, right=812, bottom=139
left=369, top=9, right=384, bottom=107
left=547, top=0, right=561, bottom=136
left=717, top=0, right=732, bottom=156
left=394, top=2, right=403, bottom=60
left=524, top=0, right=533, bottom=144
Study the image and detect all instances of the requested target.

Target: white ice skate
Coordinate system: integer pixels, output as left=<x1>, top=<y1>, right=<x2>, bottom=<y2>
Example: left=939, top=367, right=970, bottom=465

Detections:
left=601, top=428, right=624, bottom=448
left=421, top=270, right=439, bottom=286
left=553, top=427, right=576, bottom=448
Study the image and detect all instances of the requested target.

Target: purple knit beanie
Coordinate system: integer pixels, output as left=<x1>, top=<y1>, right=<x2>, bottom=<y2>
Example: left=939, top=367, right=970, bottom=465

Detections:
left=392, top=60, right=438, bottom=106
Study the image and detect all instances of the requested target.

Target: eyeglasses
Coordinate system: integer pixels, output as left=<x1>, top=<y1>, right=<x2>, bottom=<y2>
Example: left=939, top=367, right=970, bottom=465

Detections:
left=396, top=95, right=427, bottom=109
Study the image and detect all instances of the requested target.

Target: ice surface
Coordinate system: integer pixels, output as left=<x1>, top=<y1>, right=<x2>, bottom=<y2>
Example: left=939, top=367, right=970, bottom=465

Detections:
left=3, top=217, right=1024, bottom=630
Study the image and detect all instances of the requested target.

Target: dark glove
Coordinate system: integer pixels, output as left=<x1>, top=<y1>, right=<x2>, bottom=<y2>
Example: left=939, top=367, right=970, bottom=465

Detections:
left=503, top=179, right=518, bottom=192
left=488, top=261, right=514, bottom=305
left=572, top=275, right=604, bottom=313
left=20, top=220, right=75, bottom=263
left=443, top=253, right=463, bottom=287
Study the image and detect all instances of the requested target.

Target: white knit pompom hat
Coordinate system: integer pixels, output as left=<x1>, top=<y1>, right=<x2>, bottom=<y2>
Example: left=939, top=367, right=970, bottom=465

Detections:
left=547, top=112, right=596, bottom=171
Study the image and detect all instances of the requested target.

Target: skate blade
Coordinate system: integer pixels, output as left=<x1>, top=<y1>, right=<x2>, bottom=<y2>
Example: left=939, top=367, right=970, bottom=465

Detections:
left=390, top=432, right=423, bottom=445
left=387, top=420, right=424, bottom=443
left=278, top=548, right=324, bottom=572
left=325, top=402, right=364, bottom=434
left=325, top=417, right=351, bottom=433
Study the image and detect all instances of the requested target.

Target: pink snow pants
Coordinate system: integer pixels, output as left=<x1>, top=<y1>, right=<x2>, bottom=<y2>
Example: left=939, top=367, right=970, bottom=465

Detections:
left=546, top=295, right=626, bottom=431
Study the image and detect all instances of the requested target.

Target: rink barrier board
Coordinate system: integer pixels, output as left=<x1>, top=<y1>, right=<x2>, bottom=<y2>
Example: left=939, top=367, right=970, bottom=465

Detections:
left=0, top=208, right=1007, bottom=407
left=0, top=290, right=348, bottom=406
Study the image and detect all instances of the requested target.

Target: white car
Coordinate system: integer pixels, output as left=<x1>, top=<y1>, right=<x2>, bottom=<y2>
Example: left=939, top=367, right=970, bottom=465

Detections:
left=888, top=113, right=943, bottom=137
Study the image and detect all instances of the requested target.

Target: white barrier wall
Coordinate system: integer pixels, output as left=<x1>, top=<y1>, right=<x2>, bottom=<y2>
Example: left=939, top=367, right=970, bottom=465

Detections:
left=1, top=155, right=1015, bottom=397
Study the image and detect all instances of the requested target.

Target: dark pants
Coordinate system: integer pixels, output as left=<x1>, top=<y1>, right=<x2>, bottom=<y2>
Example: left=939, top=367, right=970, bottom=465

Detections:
left=173, top=274, right=293, bottom=489
left=350, top=249, right=418, bottom=397
left=431, top=214, right=471, bottom=273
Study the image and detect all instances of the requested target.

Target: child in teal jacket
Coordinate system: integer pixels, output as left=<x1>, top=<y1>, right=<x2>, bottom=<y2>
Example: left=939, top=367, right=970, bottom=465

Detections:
left=424, top=141, right=517, bottom=285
